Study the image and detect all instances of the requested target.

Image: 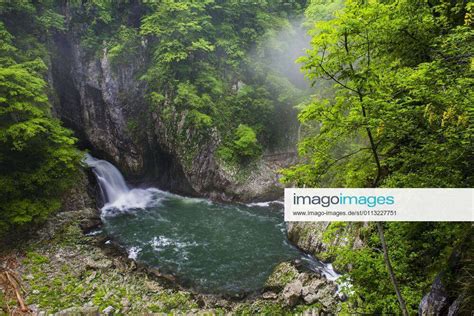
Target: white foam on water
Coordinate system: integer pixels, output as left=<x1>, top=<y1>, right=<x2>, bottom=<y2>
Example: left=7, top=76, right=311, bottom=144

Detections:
left=101, top=188, right=160, bottom=215
left=301, top=253, right=341, bottom=281
left=128, top=246, right=142, bottom=260
left=151, top=236, right=173, bottom=249
left=84, top=154, right=169, bottom=216
left=179, top=196, right=213, bottom=205
left=322, top=262, right=340, bottom=281
left=150, top=236, right=198, bottom=253
left=246, top=200, right=284, bottom=207
left=85, top=229, right=102, bottom=236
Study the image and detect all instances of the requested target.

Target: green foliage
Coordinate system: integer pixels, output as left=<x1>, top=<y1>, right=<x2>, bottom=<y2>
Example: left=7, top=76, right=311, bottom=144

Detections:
left=140, top=0, right=215, bottom=66
left=25, top=251, right=50, bottom=265
left=304, top=0, right=344, bottom=24
left=282, top=0, right=473, bottom=188
left=218, top=124, right=261, bottom=164
left=60, top=1, right=309, bottom=168
left=70, top=1, right=114, bottom=54
left=173, top=82, right=214, bottom=129
left=327, top=222, right=470, bottom=315
left=0, top=9, right=81, bottom=236
left=137, top=0, right=309, bottom=164
left=282, top=0, right=473, bottom=314
left=147, top=291, right=198, bottom=313
left=233, top=124, right=261, bottom=158
left=107, top=25, right=141, bottom=66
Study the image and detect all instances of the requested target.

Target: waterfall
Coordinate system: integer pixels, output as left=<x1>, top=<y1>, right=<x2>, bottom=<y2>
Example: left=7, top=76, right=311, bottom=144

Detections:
left=84, top=153, right=161, bottom=215
left=84, top=153, right=129, bottom=203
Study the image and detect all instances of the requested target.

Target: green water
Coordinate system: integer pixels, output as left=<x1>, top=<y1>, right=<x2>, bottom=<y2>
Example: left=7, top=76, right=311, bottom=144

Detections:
left=101, top=190, right=302, bottom=294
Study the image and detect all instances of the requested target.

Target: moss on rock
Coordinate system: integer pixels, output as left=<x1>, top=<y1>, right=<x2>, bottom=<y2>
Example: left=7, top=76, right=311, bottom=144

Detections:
left=264, top=262, right=299, bottom=291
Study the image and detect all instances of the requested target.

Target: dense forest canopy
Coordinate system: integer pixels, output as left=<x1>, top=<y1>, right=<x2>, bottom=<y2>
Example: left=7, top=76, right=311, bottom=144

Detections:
left=283, top=0, right=473, bottom=188
left=0, top=0, right=472, bottom=314
left=282, top=0, right=473, bottom=314
left=75, top=0, right=310, bottom=163
left=0, top=1, right=80, bottom=234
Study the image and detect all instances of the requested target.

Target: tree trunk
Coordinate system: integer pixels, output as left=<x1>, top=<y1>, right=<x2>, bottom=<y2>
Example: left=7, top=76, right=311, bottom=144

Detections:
left=377, top=222, right=409, bottom=316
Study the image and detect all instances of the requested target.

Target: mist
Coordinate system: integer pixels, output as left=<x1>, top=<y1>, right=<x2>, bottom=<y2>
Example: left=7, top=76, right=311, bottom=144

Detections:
left=254, top=17, right=312, bottom=90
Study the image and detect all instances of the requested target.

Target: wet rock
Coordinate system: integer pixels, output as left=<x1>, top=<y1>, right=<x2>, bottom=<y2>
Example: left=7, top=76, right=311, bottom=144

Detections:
left=79, top=216, right=102, bottom=232
left=287, top=222, right=331, bottom=256
left=264, top=261, right=340, bottom=311
left=282, top=280, right=303, bottom=307
left=447, top=295, right=463, bottom=316
left=287, top=222, right=358, bottom=272
left=265, top=262, right=299, bottom=291
left=51, top=31, right=144, bottom=177
left=419, top=275, right=449, bottom=315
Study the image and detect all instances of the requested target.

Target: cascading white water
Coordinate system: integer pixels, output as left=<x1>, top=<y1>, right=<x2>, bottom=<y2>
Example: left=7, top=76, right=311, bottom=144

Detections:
left=84, top=154, right=129, bottom=202
left=84, top=153, right=162, bottom=215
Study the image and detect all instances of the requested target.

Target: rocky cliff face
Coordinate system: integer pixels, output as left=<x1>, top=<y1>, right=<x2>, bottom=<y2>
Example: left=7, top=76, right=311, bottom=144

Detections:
left=287, top=222, right=359, bottom=271
left=419, top=231, right=474, bottom=315
left=51, top=33, right=144, bottom=175
left=48, top=21, right=284, bottom=201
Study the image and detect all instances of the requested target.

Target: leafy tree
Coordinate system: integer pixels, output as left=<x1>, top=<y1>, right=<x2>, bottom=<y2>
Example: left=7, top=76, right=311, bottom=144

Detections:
left=233, top=124, right=261, bottom=159
left=284, top=0, right=472, bottom=188
left=283, top=0, right=473, bottom=314
left=0, top=8, right=80, bottom=236
left=136, top=0, right=310, bottom=164
left=218, top=124, right=261, bottom=164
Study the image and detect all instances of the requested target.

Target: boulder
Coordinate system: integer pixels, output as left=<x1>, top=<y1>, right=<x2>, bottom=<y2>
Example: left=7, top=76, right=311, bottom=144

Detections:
left=419, top=275, right=449, bottom=315
left=282, top=280, right=303, bottom=307
left=265, top=262, right=299, bottom=291
left=264, top=261, right=341, bottom=311
left=301, top=277, right=324, bottom=304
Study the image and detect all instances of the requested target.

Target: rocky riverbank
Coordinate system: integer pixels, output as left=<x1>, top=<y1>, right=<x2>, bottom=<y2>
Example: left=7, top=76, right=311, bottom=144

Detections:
left=0, top=173, right=341, bottom=315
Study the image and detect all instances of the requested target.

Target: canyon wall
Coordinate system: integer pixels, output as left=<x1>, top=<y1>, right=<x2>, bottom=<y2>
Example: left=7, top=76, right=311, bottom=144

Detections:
left=48, top=12, right=285, bottom=201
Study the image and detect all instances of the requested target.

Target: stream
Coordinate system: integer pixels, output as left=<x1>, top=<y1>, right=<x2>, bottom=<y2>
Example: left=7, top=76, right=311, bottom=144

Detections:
left=84, top=154, right=338, bottom=295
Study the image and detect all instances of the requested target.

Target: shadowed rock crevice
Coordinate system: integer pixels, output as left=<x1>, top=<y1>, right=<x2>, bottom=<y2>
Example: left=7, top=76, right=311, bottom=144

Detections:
left=49, top=30, right=196, bottom=196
